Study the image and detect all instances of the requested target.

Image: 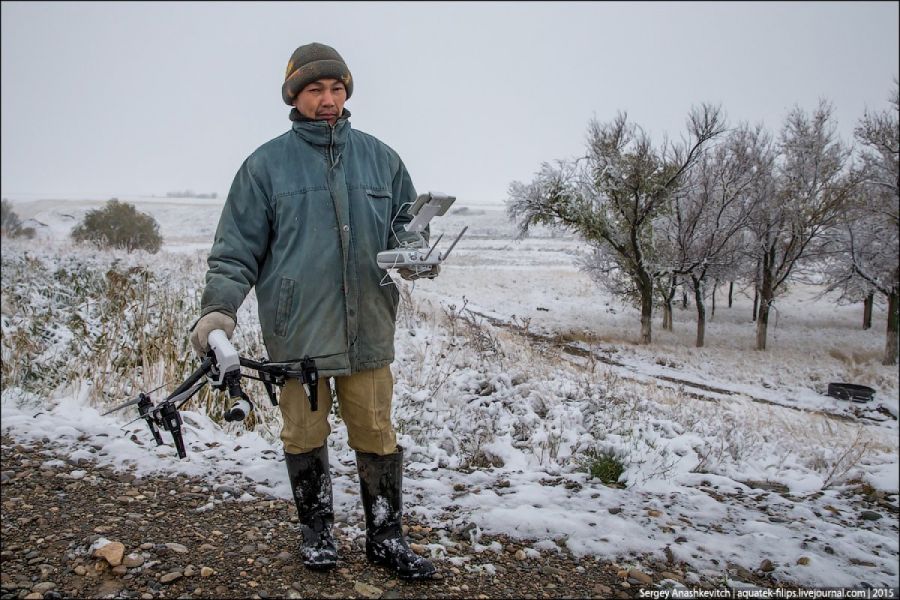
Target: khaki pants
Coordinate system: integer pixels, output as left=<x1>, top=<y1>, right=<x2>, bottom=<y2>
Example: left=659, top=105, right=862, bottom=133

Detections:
left=279, top=365, right=397, bottom=456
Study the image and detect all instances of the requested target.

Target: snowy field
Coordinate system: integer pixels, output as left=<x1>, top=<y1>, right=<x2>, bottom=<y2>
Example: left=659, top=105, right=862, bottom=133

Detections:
left=2, top=195, right=898, bottom=590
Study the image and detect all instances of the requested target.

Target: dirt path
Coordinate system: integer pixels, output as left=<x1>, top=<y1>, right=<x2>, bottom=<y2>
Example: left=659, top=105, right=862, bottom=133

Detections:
left=1, top=435, right=792, bottom=600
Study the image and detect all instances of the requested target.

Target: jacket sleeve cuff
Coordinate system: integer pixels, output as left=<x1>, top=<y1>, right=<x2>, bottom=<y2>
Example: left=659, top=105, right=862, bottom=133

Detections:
left=198, top=306, right=238, bottom=326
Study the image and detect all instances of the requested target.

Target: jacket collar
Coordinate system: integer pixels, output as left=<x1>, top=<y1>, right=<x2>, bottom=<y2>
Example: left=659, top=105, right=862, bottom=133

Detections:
left=290, top=108, right=351, bottom=148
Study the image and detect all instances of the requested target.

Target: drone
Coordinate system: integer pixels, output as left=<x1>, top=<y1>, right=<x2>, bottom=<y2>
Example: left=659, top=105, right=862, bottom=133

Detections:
left=105, top=331, right=318, bottom=459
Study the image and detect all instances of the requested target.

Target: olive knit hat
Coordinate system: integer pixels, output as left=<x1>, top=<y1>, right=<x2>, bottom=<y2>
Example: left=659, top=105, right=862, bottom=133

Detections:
left=282, top=42, right=353, bottom=105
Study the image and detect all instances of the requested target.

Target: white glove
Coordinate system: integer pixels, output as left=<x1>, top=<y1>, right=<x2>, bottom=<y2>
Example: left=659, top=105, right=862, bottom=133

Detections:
left=190, top=311, right=236, bottom=357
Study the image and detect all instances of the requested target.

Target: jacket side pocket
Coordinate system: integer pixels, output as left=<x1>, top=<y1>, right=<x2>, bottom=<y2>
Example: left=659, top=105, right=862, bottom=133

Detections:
left=274, top=277, right=295, bottom=337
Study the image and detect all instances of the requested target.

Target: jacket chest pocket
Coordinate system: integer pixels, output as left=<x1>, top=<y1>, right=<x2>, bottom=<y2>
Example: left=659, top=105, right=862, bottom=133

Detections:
left=364, top=188, right=392, bottom=207
left=272, top=187, right=332, bottom=241
left=360, top=188, right=392, bottom=249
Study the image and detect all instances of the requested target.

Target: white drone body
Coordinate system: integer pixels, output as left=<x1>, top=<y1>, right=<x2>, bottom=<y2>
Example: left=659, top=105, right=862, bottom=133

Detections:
left=376, top=191, right=467, bottom=271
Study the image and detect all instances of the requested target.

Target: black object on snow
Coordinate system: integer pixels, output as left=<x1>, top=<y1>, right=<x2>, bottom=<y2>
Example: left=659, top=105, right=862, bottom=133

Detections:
left=827, top=383, right=875, bottom=403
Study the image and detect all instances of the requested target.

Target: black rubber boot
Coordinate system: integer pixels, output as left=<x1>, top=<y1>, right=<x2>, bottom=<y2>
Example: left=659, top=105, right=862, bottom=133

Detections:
left=285, top=446, right=337, bottom=570
left=357, top=446, right=436, bottom=580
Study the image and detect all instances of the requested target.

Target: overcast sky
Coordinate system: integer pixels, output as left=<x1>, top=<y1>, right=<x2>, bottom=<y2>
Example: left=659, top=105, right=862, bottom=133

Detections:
left=2, top=1, right=898, bottom=206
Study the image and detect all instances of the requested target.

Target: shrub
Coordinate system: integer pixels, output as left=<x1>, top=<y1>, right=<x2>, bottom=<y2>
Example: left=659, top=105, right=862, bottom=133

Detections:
left=71, top=199, right=162, bottom=253
left=1, top=200, right=36, bottom=239
left=0, top=198, right=26, bottom=237
left=580, top=447, right=626, bottom=485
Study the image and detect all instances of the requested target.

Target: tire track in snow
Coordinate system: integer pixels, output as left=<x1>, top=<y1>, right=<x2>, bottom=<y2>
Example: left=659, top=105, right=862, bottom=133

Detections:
left=465, top=309, right=896, bottom=427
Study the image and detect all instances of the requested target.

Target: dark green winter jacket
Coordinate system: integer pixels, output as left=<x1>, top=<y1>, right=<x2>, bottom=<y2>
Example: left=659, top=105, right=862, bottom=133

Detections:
left=200, top=110, right=423, bottom=376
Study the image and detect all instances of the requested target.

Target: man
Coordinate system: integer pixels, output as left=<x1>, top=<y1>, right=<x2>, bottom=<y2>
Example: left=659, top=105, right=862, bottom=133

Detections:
left=189, top=42, right=437, bottom=580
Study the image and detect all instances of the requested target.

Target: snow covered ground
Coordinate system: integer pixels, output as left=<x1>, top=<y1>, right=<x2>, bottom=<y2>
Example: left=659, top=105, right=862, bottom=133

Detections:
left=2, top=195, right=898, bottom=589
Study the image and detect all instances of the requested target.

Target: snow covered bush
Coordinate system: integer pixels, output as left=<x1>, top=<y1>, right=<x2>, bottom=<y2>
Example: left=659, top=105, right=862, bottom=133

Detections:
left=71, top=199, right=163, bottom=253
left=1, top=199, right=35, bottom=239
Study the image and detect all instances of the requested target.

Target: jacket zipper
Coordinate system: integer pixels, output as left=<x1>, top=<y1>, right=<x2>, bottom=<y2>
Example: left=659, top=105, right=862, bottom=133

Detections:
left=325, top=121, right=352, bottom=360
left=328, top=123, right=336, bottom=169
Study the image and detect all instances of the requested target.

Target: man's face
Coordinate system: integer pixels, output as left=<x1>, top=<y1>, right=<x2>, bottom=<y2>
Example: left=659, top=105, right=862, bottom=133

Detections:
left=293, top=78, right=347, bottom=125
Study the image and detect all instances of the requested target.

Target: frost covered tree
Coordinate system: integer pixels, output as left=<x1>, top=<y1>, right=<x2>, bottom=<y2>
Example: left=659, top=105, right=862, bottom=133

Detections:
left=657, top=124, right=766, bottom=347
left=822, top=82, right=899, bottom=365
left=747, top=101, right=853, bottom=351
left=508, top=105, right=724, bottom=344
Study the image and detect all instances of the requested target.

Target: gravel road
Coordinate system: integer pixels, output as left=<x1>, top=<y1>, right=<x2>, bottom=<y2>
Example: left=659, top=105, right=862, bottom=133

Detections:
left=1, top=435, right=785, bottom=599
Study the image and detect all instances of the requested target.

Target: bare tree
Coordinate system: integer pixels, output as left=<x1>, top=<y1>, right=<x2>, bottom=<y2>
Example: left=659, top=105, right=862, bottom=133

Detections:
left=747, top=101, right=853, bottom=351
left=823, top=81, right=899, bottom=364
left=508, top=105, right=724, bottom=344
left=656, top=124, right=765, bottom=346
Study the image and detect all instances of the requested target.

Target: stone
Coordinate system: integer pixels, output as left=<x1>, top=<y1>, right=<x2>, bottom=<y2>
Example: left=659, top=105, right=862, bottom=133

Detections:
left=31, top=582, right=55, bottom=594
left=797, top=557, right=811, bottom=566
left=73, top=566, right=87, bottom=576
left=93, top=541, right=125, bottom=567
left=184, top=565, right=196, bottom=577
left=165, top=542, right=189, bottom=553
left=629, top=569, right=653, bottom=585
left=94, top=580, right=124, bottom=597
left=111, top=565, right=128, bottom=576
left=515, top=549, right=527, bottom=560
left=860, top=511, right=882, bottom=521
left=160, top=571, right=182, bottom=584
left=353, top=581, right=383, bottom=599
left=200, top=567, right=215, bottom=577
left=215, top=485, right=241, bottom=497
left=759, top=559, right=775, bottom=572
left=122, top=553, right=144, bottom=568
left=849, top=558, right=877, bottom=567
left=409, top=543, right=426, bottom=555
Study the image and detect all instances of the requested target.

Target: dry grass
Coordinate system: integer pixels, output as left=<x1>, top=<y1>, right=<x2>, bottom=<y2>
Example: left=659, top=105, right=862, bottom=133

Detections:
left=0, top=244, right=283, bottom=440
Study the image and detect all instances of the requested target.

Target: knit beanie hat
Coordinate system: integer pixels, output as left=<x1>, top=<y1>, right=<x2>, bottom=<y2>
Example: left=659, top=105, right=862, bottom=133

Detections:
left=282, top=43, right=353, bottom=105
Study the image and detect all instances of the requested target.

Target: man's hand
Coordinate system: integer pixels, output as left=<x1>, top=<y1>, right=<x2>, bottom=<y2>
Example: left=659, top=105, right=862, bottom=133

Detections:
left=190, top=312, right=236, bottom=357
left=399, top=264, right=441, bottom=281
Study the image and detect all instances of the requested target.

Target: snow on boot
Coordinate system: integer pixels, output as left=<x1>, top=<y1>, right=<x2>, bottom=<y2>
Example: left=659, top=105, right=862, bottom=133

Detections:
left=285, top=445, right=337, bottom=570
left=357, top=446, right=436, bottom=580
